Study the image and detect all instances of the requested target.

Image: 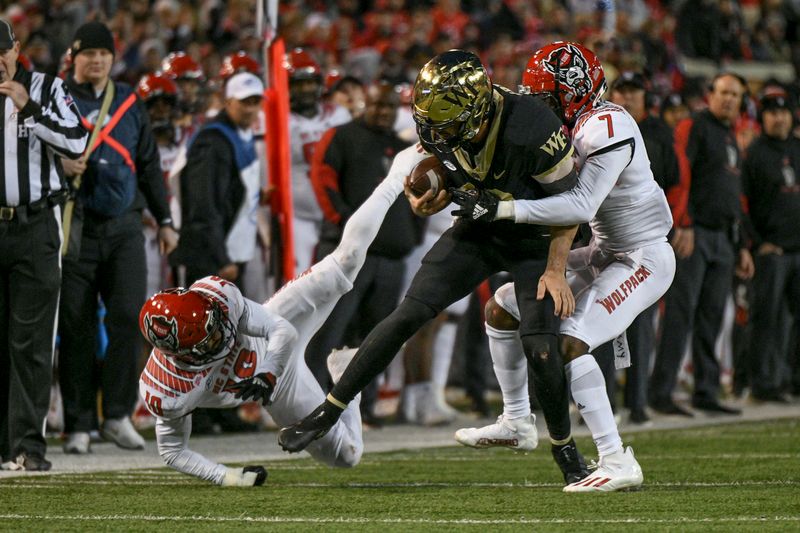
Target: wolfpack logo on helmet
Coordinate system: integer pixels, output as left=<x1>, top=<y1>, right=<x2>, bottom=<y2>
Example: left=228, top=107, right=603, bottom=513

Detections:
left=541, top=44, right=592, bottom=98
left=144, top=313, right=179, bottom=352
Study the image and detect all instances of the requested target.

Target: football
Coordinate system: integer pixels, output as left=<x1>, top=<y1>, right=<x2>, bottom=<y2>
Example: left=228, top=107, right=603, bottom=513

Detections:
left=406, top=157, right=448, bottom=198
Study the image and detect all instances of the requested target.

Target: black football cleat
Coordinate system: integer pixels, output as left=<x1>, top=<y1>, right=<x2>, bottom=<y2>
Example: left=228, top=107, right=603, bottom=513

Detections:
left=551, top=438, right=589, bottom=485
left=279, top=404, right=337, bottom=453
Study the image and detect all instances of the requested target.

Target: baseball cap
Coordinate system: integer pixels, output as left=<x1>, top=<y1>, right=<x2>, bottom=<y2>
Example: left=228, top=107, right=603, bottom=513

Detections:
left=225, top=72, right=264, bottom=100
left=760, top=90, right=793, bottom=112
left=612, top=71, right=647, bottom=92
left=0, top=19, right=17, bottom=49
left=661, top=93, right=687, bottom=114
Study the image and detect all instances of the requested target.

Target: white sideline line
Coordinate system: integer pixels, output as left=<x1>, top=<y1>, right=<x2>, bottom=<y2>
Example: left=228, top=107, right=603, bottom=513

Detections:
left=3, top=480, right=797, bottom=489
left=0, top=514, right=798, bottom=525
left=363, top=453, right=800, bottom=462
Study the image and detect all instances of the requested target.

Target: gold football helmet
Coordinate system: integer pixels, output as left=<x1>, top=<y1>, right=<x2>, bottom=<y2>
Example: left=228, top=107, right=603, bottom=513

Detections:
left=412, top=50, right=493, bottom=152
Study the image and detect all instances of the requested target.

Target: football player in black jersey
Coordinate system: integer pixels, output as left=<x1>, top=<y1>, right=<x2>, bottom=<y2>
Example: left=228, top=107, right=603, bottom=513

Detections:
left=280, top=50, right=589, bottom=485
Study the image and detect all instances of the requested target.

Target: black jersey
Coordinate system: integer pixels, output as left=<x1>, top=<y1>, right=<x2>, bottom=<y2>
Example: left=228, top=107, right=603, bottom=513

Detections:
left=423, top=86, right=576, bottom=200
left=422, top=86, right=578, bottom=247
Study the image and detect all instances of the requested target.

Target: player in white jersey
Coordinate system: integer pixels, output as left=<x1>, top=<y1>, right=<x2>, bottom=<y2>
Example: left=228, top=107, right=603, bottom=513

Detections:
left=137, top=143, right=429, bottom=486
left=452, top=42, right=675, bottom=492
left=287, top=49, right=351, bottom=273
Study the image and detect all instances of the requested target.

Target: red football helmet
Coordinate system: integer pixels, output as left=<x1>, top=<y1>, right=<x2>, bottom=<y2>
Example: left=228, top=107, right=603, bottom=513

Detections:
left=161, top=52, right=205, bottom=82
left=219, top=51, right=261, bottom=81
left=284, top=48, right=322, bottom=81
left=522, top=41, right=607, bottom=125
left=139, top=288, right=233, bottom=366
left=136, top=72, right=178, bottom=103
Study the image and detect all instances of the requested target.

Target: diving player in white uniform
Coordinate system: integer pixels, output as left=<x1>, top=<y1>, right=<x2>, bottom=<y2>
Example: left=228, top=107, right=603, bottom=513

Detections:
left=138, top=144, right=428, bottom=486
left=453, top=42, right=675, bottom=492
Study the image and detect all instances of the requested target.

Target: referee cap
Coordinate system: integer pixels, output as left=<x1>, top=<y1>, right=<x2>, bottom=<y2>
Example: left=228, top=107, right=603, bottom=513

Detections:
left=0, top=19, right=16, bottom=49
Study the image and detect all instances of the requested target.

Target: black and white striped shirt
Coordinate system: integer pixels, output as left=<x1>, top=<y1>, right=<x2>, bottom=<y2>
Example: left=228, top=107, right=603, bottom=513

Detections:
left=0, top=64, right=88, bottom=207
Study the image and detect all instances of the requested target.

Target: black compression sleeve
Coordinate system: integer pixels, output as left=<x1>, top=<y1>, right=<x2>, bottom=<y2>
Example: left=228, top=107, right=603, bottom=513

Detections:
left=329, top=298, right=437, bottom=405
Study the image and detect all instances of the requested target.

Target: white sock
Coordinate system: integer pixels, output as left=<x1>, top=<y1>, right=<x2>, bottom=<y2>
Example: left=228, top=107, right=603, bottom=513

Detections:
left=566, top=354, right=622, bottom=457
left=432, top=321, right=456, bottom=388
left=401, top=382, right=424, bottom=423
left=486, top=323, right=530, bottom=419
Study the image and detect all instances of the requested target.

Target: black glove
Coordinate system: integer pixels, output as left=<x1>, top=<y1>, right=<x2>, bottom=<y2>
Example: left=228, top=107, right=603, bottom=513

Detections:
left=229, top=372, right=276, bottom=406
left=243, top=465, right=268, bottom=486
left=450, top=188, right=500, bottom=222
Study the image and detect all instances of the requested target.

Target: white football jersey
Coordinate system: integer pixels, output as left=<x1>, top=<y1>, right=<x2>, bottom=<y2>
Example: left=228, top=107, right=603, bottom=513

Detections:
left=511, top=101, right=672, bottom=252
left=289, top=104, right=351, bottom=221
left=139, top=276, right=295, bottom=421
left=571, top=102, right=672, bottom=251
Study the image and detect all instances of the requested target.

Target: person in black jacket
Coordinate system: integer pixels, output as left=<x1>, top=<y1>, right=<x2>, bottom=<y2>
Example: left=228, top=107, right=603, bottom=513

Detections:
left=649, top=73, right=755, bottom=416
left=306, top=81, right=418, bottom=423
left=743, top=91, right=800, bottom=402
left=57, top=22, right=178, bottom=455
left=172, top=72, right=264, bottom=288
left=610, top=71, right=681, bottom=424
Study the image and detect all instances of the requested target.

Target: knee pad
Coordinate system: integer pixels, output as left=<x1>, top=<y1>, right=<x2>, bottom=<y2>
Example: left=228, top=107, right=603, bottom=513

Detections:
left=521, top=333, right=570, bottom=441
left=521, top=334, right=565, bottom=387
left=333, top=440, right=363, bottom=468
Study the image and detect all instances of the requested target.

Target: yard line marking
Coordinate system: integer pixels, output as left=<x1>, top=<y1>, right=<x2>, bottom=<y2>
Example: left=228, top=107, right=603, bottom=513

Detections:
left=3, top=480, right=797, bottom=489
left=0, top=514, right=799, bottom=525
left=361, top=452, right=800, bottom=463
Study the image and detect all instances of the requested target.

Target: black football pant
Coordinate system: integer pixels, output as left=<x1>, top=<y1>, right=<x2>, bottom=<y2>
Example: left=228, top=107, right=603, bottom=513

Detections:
left=0, top=206, right=62, bottom=460
left=304, top=252, right=406, bottom=417
left=59, top=211, right=146, bottom=432
left=625, top=303, right=657, bottom=412
left=331, top=220, right=572, bottom=441
left=651, top=226, right=734, bottom=404
left=748, top=251, right=800, bottom=396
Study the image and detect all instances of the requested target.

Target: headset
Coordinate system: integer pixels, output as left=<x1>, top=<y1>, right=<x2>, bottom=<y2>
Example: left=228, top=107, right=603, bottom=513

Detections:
left=708, top=72, right=750, bottom=114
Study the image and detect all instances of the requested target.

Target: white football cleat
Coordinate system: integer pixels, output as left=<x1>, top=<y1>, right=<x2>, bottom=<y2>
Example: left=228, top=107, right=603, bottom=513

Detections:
left=563, top=446, right=643, bottom=492
left=101, top=417, right=145, bottom=450
left=455, top=413, right=538, bottom=451
left=63, top=432, right=91, bottom=454
left=327, top=347, right=357, bottom=384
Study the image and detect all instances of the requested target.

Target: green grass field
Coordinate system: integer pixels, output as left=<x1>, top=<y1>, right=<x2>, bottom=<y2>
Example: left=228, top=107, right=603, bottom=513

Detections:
left=1, top=418, right=798, bottom=532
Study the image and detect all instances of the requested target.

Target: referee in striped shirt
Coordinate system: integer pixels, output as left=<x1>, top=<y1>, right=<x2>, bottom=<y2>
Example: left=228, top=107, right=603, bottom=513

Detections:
left=0, top=19, right=88, bottom=471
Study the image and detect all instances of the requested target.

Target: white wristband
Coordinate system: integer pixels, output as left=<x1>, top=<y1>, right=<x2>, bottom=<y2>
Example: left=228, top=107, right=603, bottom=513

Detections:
left=495, top=200, right=516, bottom=221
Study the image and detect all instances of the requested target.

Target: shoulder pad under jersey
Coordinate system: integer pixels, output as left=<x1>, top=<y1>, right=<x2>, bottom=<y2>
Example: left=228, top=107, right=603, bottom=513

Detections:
left=190, top=276, right=245, bottom=325
left=573, top=102, right=636, bottom=158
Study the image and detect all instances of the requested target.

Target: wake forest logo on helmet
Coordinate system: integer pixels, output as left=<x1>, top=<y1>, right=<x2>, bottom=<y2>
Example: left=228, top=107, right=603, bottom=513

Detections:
left=541, top=43, right=591, bottom=98
left=144, top=313, right=180, bottom=352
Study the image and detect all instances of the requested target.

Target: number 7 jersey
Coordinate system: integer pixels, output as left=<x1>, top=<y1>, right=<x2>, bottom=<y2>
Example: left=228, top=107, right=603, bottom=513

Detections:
left=571, top=102, right=673, bottom=252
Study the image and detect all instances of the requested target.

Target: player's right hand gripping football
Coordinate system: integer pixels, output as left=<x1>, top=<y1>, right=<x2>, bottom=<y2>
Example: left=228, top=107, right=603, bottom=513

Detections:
left=221, top=465, right=268, bottom=487
left=404, top=181, right=451, bottom=217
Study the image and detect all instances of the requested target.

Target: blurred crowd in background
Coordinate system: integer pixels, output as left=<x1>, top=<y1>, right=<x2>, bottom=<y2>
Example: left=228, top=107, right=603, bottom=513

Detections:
left=1, top=0, right=799, bottom=461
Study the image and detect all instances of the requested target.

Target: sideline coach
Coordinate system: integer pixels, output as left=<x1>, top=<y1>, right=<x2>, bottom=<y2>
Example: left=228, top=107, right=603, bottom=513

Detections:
left=0, top=18, right=87, bottom=471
